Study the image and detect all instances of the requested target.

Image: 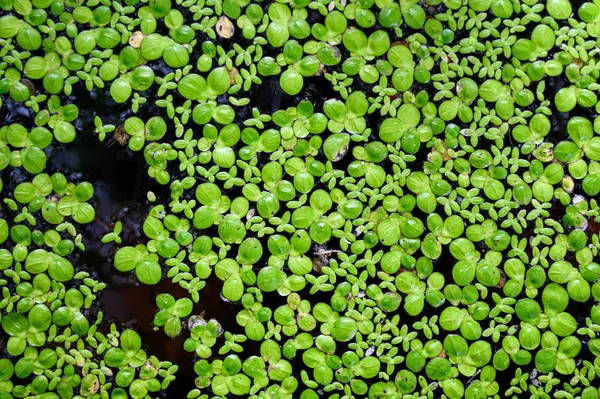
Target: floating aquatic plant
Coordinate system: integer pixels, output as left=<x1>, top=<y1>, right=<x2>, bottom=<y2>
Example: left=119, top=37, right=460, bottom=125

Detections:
left=4, top=0, right=600, bottom=398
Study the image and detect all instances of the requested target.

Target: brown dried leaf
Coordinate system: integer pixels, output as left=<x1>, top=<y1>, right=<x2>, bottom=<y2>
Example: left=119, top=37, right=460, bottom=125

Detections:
left=229, top=67, right=239, bottom=84
left=114, top=125, right=130, bottom=146
left=21, top=79, right=35, bottom=96
left=129, top=31, right=146, bottom=48
left=216, top=16, right=235, bottom=39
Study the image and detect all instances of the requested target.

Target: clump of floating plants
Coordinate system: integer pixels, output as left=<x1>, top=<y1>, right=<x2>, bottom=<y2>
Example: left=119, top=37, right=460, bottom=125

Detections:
left=4, top=0, right=600, bottom=398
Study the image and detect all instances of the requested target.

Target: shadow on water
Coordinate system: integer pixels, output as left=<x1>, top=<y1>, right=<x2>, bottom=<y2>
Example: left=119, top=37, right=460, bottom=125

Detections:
left=54, top=128, right=241, bottom=397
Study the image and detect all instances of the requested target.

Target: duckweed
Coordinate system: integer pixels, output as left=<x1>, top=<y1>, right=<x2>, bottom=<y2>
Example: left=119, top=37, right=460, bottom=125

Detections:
left=3, top=0, right=600, bottom=398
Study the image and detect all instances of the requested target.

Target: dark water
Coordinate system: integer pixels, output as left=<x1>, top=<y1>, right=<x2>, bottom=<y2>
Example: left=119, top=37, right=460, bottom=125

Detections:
left=46, top=92, right=246, bottom=396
